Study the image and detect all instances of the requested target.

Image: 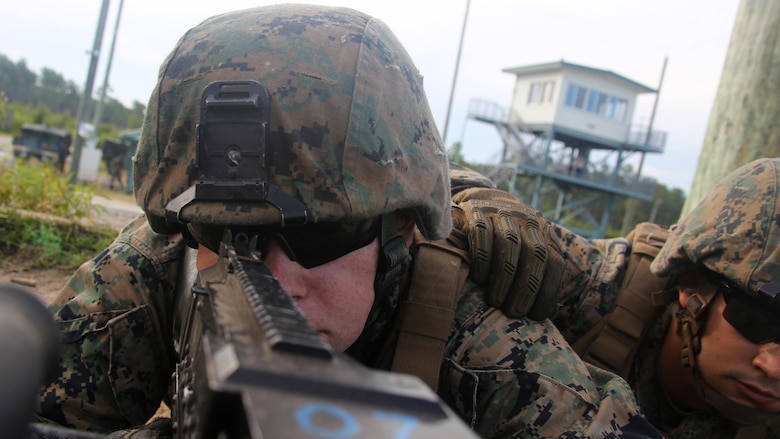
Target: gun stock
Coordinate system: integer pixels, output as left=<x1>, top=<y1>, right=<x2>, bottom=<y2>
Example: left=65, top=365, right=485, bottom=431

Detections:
left=174, top=234, right=476, bottom=438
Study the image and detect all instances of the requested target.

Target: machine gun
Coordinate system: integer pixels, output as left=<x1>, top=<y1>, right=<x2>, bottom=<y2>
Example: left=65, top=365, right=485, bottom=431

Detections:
left=172, top=231, right=477, bottom=438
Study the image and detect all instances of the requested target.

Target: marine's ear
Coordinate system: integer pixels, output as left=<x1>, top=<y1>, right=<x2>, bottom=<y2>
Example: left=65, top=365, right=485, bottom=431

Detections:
left=677, top=270, right=711, bottom=309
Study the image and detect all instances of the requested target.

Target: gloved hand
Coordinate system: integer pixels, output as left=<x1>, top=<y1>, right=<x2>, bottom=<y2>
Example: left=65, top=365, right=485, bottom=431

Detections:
left=452, top=187, right=565, bottom=320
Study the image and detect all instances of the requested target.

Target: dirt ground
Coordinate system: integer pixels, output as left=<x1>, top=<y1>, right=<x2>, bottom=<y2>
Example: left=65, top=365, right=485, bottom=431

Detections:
left=0, top=266, right=74, bottom=304
left=0, top=224, right=127, bottom=303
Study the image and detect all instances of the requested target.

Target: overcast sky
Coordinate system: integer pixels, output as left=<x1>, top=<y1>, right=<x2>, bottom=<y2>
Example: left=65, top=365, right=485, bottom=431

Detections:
left=0, top=0, right=741, bottom=193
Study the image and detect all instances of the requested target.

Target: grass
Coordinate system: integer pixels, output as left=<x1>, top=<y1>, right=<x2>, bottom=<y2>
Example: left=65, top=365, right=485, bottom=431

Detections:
left=0, top=159, right=118, bottom=269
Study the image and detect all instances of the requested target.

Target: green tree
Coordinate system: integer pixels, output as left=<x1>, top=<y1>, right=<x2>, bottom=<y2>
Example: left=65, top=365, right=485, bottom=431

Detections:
left=0, top=52, right=145, bottom=139
left=127, top=101, right=145, bottom=128
left=0, top=57, right=37, bottom=104
left=38, top=68, right=80, bottom=115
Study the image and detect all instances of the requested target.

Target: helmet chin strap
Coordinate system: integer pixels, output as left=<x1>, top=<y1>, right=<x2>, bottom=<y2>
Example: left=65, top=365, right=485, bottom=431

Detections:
left=675, top=287, right=777, bottom=425
left=346, top=213, right=410, bottom=364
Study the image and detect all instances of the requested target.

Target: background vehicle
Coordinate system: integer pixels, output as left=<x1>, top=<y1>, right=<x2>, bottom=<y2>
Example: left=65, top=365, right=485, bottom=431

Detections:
left=12, top=124, right=72, bottom=171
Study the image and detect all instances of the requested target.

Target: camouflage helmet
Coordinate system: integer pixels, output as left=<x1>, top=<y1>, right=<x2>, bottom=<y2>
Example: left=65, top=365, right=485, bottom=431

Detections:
left=133, top=4, right=451, bottom=240
left=651, top=158, right=780, bottom=295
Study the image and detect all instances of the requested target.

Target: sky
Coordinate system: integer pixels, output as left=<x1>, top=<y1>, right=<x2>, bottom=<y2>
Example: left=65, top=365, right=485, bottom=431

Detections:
left=0, top=0, right=741, bottom=193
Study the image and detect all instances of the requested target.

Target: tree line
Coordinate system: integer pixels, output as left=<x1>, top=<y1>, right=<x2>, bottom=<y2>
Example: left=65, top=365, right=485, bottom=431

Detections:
left=0, top=53, right=144, bottom=139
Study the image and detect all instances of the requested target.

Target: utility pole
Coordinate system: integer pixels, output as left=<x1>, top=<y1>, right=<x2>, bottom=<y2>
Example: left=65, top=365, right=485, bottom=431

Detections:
left=69, top=0, right=110, bottom=183
left=92, top=0, right=124, bottom=131
left=682, top=0, right=780, bottom=216
left=442, top=0, right=470, bottom=149
left=621, top=57, right=667, bottom=235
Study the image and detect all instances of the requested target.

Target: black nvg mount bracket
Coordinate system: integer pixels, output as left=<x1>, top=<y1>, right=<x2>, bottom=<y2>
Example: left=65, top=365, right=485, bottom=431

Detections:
left=166, top=80, right=308, bottom=227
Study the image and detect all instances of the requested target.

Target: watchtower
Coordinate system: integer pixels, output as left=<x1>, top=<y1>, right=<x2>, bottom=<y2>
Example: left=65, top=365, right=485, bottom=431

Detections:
left=468, top=60, right=666, bottom=237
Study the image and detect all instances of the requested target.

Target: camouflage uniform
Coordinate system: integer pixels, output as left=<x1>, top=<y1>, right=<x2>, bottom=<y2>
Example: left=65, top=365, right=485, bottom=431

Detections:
left=537, top=158, right=780, bottom=438
left=34, top=4, right=658, bottom=438
left=35, top=214, right=656, bottom=438
left=34, top=216, right=184, bottom=432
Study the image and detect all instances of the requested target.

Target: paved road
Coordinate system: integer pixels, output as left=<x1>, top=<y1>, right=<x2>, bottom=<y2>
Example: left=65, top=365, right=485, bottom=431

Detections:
left=91, top=193, right=143, bottom=231
left=0, top=133, right=11, bottom=164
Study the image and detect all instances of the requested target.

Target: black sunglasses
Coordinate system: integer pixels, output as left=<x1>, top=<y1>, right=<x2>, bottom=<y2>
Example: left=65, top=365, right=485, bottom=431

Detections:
left=187, top=217, right=380, bottom=268
left=718, top=279, right=780, bottom=345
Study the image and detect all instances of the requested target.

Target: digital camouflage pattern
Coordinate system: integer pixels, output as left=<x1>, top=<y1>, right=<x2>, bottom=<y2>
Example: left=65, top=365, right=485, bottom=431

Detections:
left=545, top=229, right=630, bottom=344
left=442, top=282, right=656, bottom=438
left=33, top=214, right=658, bottom=437
left=134, top=4, right=451, bottom=240
left=34, top=215, right=184, bottom=432
left=651, top=158, right=780, bottom=295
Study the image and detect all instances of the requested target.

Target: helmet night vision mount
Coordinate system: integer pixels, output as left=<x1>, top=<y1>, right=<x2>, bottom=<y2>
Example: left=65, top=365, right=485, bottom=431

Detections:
left=165, top=80, right=309, bottom=228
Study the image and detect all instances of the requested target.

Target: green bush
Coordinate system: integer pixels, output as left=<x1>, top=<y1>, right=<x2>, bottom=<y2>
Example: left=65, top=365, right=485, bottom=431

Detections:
left=0, top=210, right=116, bottom=268
left=0, top=159, right=116, bottom=269
left=0, top=159, right=101, bottom=218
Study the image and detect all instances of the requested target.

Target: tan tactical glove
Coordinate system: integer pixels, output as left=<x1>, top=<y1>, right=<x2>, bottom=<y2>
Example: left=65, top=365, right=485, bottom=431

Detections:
left=452, top=187, right=565, bottom=320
